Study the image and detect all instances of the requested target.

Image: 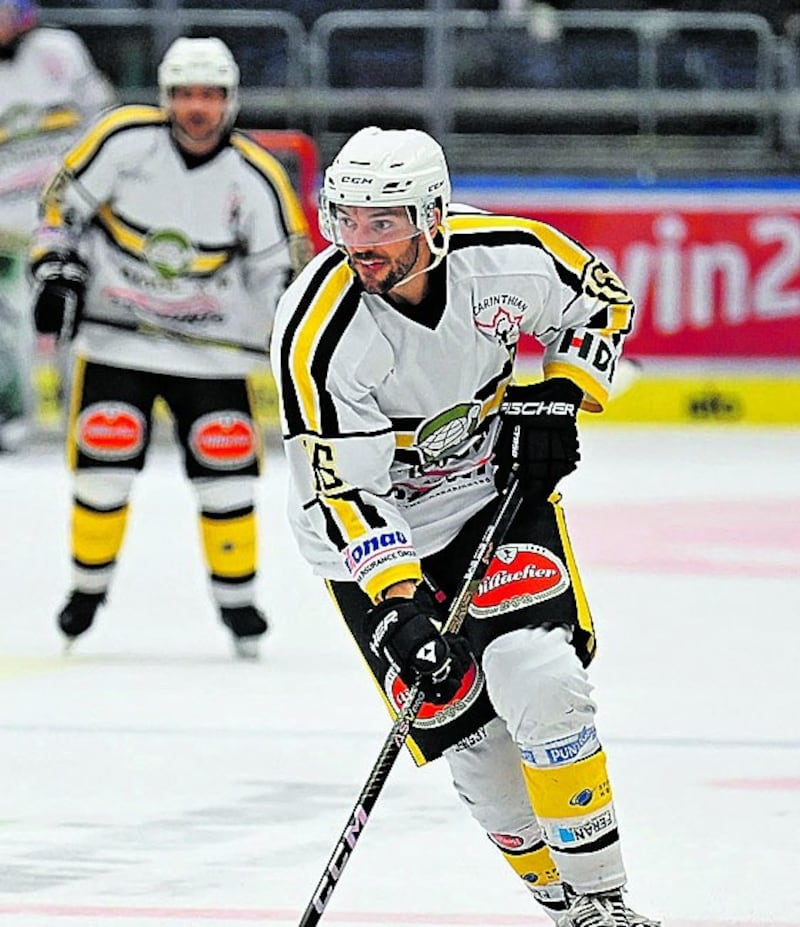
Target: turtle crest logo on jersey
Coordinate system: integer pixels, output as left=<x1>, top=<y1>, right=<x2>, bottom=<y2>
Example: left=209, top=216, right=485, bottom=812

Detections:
left=1, top=103, right=46, bottom=142
left=144, top=229, right=195, bottom=280
left=469, top=543, right=570, bottom=618
left=415, top=401, right=481, bottom=464
left=383, top=656, right=485, bottom=729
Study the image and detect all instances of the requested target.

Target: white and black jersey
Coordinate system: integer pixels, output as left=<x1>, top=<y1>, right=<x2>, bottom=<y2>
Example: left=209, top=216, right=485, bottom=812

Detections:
left=272, top=209, right=634, bottom=603
left=31, top=105, right=310, bottom=378
left=0, top=26, right=114, bottom=234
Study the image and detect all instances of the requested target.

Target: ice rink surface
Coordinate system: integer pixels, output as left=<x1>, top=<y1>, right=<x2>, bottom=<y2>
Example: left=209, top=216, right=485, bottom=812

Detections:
left=1, top=425, right=798, bottom=927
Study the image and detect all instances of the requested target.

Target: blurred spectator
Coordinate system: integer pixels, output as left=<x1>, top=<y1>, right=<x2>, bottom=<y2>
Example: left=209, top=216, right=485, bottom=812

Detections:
left=0, top=0, right=114, bottom=450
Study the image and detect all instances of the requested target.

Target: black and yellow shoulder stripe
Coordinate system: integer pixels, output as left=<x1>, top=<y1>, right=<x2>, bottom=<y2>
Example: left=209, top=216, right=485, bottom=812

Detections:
left=280, top=251, right=362, bottom=438
left=64, top=105, right=166, bottom=178
left=448, top=213, right=593, bottom=287
left=230, top=132, right=309, bottom=238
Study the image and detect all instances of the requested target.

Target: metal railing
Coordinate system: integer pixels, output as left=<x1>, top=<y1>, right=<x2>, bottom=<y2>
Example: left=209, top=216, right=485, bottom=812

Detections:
left=37, top=6, right=800, bottom=174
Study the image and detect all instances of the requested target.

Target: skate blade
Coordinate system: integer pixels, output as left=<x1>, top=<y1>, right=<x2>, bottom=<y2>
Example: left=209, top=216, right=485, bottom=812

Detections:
left=232, top=636, right=260, bottom=660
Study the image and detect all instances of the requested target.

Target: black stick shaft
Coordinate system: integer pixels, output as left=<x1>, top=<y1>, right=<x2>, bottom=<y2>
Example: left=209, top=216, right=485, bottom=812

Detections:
left=297, top=471, right=522, bottom=927
left=81, top=313, right=267, bottom=355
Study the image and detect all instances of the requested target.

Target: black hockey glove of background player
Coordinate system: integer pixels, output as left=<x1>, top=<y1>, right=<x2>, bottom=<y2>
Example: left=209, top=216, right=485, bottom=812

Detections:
left=370, top=589, right=473, bottom=704
left=30, top=250, right=89, bottom=341
left=494, top=377, right=583, bottom=502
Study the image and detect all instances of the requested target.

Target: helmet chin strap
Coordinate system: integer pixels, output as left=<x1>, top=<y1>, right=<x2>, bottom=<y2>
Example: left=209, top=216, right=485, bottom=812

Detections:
left=390, top=221, right=451, bottom=292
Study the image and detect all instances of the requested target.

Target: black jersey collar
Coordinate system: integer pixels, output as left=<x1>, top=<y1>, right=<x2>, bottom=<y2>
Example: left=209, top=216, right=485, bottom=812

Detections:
left=171, top=130, right=230, bottom=169
left=381, top=256, right=448, bottom=330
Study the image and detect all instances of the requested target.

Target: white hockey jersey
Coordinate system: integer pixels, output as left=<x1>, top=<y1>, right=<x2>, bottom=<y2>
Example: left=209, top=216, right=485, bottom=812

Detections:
left=0, top=26, right=114, bottom=235
left=272, top=210, right=635, bottom=603
left=31, top=105, right=310, bottom=378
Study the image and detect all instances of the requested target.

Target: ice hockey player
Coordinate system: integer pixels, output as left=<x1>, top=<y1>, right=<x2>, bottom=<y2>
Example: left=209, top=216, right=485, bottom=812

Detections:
left=29, top=36, right=310, bottom=658
left=271, top=125, right=660, bottom=924
left=0, top=0, right=114, bottom=450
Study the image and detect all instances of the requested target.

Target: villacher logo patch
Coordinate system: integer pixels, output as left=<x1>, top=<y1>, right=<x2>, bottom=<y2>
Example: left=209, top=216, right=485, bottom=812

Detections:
left=469, top=543, right=570, bottom=618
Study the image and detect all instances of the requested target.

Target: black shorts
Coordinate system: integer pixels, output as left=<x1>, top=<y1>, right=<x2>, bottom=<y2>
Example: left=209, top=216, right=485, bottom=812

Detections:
left=328, top=494, right=595, bottom=765
left=67, top=358, right=261, bottom=479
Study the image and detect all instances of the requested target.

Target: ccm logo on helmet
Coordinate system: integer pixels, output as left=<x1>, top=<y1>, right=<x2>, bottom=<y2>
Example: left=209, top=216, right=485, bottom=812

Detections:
left=340, top=176, right=372, bottom=185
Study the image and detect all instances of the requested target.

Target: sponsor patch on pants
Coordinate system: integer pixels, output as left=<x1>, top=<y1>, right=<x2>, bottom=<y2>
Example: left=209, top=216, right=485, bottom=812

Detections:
left=469, top=543, right=570, bottom=618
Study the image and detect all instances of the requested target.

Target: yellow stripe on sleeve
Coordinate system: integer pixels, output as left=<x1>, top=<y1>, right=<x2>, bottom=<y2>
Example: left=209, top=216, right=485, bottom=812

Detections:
left=231, top=134, right=310, bottom=235
left=64, top=105, right=165, bottom=175
left=324, top=494, right=368, bottom=542
left=289, top=263, right=354, bottom=432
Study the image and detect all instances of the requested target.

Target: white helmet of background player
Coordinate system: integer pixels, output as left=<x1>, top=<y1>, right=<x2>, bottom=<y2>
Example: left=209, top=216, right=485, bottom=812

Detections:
left=319, top=126, right=452, bottom=262
left=158, top=37, right=240, bottom=129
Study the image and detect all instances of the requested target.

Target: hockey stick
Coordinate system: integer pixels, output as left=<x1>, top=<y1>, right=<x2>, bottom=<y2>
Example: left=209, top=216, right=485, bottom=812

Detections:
left=81, top=313, right=267, bottom=356
left=297, top=465, right=523, bottom=927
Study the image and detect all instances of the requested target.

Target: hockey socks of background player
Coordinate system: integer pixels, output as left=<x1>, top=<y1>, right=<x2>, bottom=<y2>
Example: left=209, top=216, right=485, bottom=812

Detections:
left=58, top=470, right=134, bottom=641
left=67, top=469, right=133, bottom=590
left=199, top=505, right=258, bottom=607
left=196, top=483, right=267, bottom=657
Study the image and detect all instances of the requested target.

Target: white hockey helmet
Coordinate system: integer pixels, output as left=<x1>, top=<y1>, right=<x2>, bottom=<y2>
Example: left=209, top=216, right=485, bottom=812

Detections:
left=319, top=126, right=451, bottom=257
left=158, top=37, right=240, bottom=127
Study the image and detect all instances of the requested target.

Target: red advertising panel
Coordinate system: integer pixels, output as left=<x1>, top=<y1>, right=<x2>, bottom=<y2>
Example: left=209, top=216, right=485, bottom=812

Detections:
left=456, top=181, right=800, bottom=359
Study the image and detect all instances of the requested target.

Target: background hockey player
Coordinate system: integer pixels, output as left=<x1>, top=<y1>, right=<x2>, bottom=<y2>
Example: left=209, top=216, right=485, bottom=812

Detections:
left=272, top=126, right=659, bottom=924
left=29, top=36, right=310, bottom=658
left=0, top=0, right=113, bottom=450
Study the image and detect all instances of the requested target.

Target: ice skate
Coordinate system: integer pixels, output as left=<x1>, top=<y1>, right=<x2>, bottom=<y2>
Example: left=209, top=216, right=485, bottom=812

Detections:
left=58, top=591, right=106, bottom=650
left=558, top=888, right=660, bottom=927
left=220, top=605, right=269, bottom=660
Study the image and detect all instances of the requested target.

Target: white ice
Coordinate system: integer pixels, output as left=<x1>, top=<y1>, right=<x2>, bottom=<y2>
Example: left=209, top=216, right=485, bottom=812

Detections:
left=1, top=425, right=799, bottom=927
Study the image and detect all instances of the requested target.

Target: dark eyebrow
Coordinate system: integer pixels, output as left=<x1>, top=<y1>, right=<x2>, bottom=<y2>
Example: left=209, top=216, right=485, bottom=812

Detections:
left=337, top=207, right=405, bottom=220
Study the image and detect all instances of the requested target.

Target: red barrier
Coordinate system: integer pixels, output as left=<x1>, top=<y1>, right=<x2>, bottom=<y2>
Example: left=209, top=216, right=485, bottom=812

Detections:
left=247, top=129, right=326, bottom=253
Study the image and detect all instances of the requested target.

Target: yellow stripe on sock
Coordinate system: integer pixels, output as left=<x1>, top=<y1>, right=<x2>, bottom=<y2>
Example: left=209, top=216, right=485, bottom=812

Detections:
left=200, top=511, right=257, bottom=578
left=522, top=749, right=613, bottom=819
left=500, top=842, right=561, bottom=885
left=72, top=503, right=129, bottom=566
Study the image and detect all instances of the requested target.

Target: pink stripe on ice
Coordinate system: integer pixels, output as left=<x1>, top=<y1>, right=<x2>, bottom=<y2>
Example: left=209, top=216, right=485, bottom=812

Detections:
left=567, top=499, right=799, bottom=578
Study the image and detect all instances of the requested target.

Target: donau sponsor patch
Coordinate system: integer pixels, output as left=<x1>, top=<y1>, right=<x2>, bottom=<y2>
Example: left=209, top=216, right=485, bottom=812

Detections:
left=190, top=412, right=257, bottom=469
left=77, top=402, right=145, bottom=460
left=469, top=543, right=570, bottom=618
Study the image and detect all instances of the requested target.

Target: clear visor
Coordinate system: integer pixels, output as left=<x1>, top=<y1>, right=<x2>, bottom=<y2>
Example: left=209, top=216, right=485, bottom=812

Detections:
left=328, top=204, right=420, bottom=249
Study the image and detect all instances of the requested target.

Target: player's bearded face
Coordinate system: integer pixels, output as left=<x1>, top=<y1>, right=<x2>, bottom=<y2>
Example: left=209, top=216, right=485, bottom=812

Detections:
left=169, top=86, right=228, bottom=153
left=347, top=235, right=422, bottom=294
left=336, top=206, right=425, bottom=294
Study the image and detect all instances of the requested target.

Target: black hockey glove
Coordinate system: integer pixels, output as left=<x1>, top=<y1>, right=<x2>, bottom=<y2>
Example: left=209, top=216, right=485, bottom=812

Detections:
left=494, top=377, right=583, bottom=502
left=369, top=591, right=473, bottom=705
left=30, top=251, right=89, bottom=340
